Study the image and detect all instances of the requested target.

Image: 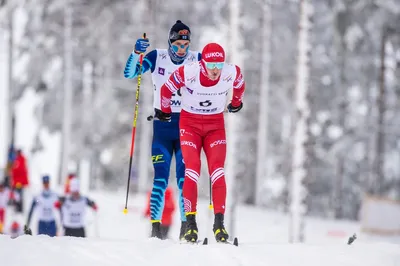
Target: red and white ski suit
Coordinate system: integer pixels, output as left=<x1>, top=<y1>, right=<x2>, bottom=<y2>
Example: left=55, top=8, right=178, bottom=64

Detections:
left=160, top=60, right=245, bottom=215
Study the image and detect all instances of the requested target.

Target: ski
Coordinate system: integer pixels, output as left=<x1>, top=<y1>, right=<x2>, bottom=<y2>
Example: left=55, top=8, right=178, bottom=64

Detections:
left=178, top=237, right=238, bottom=246
left=179, top=238, right=208, bottom=245
left=216, top=237, right=239, bottom=246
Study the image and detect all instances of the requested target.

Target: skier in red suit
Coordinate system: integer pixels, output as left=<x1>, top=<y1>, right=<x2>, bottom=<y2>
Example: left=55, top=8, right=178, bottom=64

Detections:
left=157, top=42, right=245, bottom=243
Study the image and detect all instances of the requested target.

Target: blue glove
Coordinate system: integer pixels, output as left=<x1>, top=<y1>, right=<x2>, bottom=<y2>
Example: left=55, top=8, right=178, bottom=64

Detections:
left=134, top=38, right=150, bottom=54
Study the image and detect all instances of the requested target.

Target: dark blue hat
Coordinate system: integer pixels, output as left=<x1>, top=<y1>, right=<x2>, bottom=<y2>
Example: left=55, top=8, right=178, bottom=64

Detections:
left=42, top=175, right=50, bottom=183
left=169, top=20, right=191, bottom=43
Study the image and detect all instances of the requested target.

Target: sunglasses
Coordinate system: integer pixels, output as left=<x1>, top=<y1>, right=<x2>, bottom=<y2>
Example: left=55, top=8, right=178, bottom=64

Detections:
left=205, top=62, right=224, bottom=69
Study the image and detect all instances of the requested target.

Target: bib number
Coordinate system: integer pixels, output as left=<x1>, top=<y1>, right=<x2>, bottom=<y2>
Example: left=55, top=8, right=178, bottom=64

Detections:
left=70, top=212, right=81, bottom=223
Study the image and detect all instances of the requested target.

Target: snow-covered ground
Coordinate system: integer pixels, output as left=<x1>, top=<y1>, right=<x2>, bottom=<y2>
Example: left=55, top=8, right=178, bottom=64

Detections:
left=1, top=232, right=399, bottom=266
left=1, top=190, right=400, bottom=266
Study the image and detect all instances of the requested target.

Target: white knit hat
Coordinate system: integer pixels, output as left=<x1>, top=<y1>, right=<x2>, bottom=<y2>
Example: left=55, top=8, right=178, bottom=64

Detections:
left=69, top=178, right=80, bottom=193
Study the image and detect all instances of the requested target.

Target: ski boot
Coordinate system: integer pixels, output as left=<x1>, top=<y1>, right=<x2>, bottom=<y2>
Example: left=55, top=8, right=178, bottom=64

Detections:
left=151, top=221, right=162, bottom=239
left=183, top=214, right=198, bottom=243
left=179, top=221, right=187, bottom=241
left=213, top=213, right=229, bottom=243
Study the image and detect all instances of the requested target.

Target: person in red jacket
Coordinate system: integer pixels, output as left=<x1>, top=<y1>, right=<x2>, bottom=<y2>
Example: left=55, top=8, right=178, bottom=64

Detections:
left=157, top=43, right=245, bottom=243
left=64, top=173, right=76, bottom=195
left=144, top=186, right=176, bottom=240
left=11, top=149, right=29, bottom=213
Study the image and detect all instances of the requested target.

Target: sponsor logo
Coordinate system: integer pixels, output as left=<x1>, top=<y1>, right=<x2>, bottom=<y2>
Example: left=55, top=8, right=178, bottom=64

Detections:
left=190, top=106, right=218, bottom=113
left=187, top=76, right=196, bottom=83
left=159, top=54, right=167, bottom=59
left=161, top=96, right=170, bottom=108
left=173, top=72, right=184, bottom=84
left=158, top=67, right=165, bottom=75
left=152, top=154, right=165, bottom=163
left=197, top=90, right=228, bottom=96
left=204, top=52, right=224, bottom=59
left=181, top=141, right=197, bottom=149
left=199, top=100, right=212, bottom=107
left=178, top=29, right=190, bottom=35
left=180, top=129, right=193, bottom=136
left=171, top=99, right=181, bottom=106
left=235, top=73, right=244, bottom=84
left=210, top=140, right=226, bottom=148
left=223, top=74, right=233, bottom=82
left=186, top=87, right=194, bottom=94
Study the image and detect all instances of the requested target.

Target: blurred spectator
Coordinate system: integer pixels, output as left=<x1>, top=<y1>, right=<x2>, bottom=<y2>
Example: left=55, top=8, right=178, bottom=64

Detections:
left=9, top=221, right=24, bottom=239
left=56, top=178, right=97, bottom=237
left=4, top=145, right=16, bottom=189
left=64, top=173, right=76, bottom=195
left=11, top=149, right=29, bottom=213
left=25, top=175, right=59, bottom=237
left=0, top=182, right=18, bottom=233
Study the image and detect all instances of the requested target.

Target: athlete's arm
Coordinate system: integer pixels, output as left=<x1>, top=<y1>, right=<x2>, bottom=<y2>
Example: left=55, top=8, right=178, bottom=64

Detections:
left=231, top=65, right=245, bottom=107
left=160, top=66, right=186, bottom=113
left=86, top=197, right=98, bottom=211
left=124, top=50, right=157, bottom=79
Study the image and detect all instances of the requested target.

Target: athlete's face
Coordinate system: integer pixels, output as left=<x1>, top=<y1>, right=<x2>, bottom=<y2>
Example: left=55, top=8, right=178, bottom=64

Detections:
left=71, top=191, right=80, bottom=198
left=43, top=182, right=50, bottom=190
left=172, top=40, right=190, bottom=56
left=205, top=62, right=224, bottom=80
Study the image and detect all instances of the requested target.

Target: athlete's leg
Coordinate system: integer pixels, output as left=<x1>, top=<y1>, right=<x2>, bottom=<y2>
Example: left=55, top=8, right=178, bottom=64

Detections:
left=203, top=128, right=227, bottom=215
left=150, top=130, right=174, bottom=223
left=179, top=121, right=202, bottom=215
left=173, top=139, right=186, bottom=222
left=203, top=127, right=229, bottom=241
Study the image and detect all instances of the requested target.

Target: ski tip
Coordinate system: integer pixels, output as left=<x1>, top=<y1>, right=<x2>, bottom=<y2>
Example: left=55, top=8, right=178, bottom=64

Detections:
left=233, top=237, right=239, bottom=246
left=202, top=237, right=208, bottom=245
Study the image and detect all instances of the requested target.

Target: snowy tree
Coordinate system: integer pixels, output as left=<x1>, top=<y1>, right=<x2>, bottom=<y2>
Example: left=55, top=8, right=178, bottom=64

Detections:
left=290, top=0, right=313, bottom=243
left=4, top=0, right=400, bottom=221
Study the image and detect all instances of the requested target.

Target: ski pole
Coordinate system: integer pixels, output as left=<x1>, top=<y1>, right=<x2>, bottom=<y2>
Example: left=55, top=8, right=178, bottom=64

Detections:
left=209, top=177, right=213, bottom=210
left=123, top=33, right=147, bottom=215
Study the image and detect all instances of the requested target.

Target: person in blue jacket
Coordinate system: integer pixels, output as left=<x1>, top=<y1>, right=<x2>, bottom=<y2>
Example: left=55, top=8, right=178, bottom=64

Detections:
left=124, top=20, right=201, bottom=240
left=25, top=175, right=59, bottom=237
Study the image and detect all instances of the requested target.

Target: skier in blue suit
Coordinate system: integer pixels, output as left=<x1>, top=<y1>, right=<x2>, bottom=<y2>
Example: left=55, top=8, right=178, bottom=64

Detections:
left=124, top=20, right=201, bottom=240
left=25, top=175, right=59, bottom=237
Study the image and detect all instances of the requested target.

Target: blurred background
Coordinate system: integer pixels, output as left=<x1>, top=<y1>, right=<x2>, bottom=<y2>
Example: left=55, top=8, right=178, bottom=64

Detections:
left=1, top=0, right=400, bottom=226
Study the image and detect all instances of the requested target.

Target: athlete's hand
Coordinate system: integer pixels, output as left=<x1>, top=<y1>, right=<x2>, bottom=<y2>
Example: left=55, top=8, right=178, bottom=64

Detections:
left=134, top=37, right=150, bottom=54
left=154, top=108, right=171, bottom=122
left=24, top=225, right=32, bottom=235
left=227, top=102, right=243, bottom=113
